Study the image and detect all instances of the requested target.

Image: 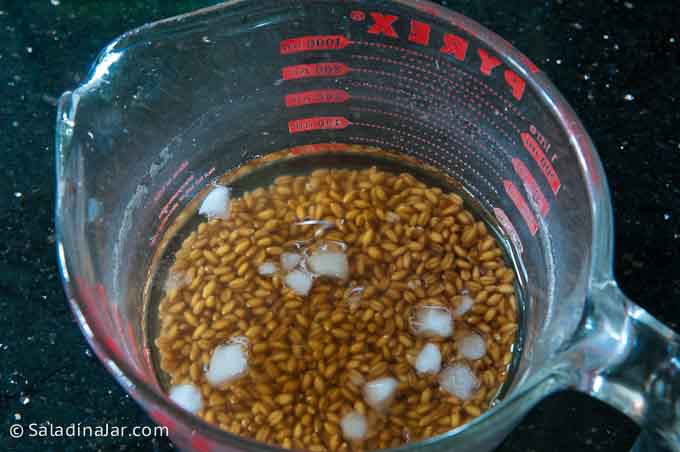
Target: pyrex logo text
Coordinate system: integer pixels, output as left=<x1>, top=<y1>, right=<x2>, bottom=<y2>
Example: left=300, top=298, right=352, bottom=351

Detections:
left=359, top=12, right=527, bottom=102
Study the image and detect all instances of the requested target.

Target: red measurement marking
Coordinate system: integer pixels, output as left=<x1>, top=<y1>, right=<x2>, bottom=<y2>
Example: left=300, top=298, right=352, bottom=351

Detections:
left=493, top=207, right=524, bottom=254
left=350, top=10, right=366, bottom=21
left=282, top=62, right=350, bottom=80
left=158, top=174, right=193, bottom=220
left=408, top=19, right=431, bottom=45
left=150, top=168, right=214, bottom=246
left=75, top=277, right=121, bottom=361
left=521, top=132, right=561, bottom=194
left=280, top=35, right=350, bottom=54
left=285, top=89, right=349, bottom=107
left=368, top=12, right=399, bottom=38
left=150, top=408, right=176, bottom=432
left=290, top=143, right=348, bottom=155
left=152, top=160, right=188, bottom=203
left=512, top=158, right=550, bottom=218
left=179, top=167, right=215, bottom=202
left=190, top=433, right=213, bottom=452
left=504, top=180, right=539, bottom=235
left=288, top=116, right=350, bottom=134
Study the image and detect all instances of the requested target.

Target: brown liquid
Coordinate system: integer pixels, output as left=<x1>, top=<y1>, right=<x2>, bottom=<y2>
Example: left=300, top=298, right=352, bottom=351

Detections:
left=147, top=145, right=520, bottom=451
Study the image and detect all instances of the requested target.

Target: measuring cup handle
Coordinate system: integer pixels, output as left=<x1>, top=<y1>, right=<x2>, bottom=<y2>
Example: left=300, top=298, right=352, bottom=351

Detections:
left=565, top=280, right=680, bottom=451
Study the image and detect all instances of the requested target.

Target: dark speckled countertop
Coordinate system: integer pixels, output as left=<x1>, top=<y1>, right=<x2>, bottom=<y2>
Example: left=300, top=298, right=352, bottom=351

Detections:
left=1, top=0, right=678, bottom=451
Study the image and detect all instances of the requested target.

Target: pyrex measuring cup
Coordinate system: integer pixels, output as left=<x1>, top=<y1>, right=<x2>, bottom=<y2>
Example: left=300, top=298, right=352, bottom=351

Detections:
left=54, top=0, right=680, bottom=451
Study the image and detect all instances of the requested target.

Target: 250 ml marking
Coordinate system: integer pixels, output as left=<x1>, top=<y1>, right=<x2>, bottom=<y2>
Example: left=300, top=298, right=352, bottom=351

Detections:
left=288, top=117, right=351, bottom=134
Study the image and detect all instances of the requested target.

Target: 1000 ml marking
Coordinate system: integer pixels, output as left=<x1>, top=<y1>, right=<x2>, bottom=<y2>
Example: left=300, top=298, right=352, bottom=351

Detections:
left=521, top=132, right=561, bottom=195
left=280, top=35, right=351, bottom=54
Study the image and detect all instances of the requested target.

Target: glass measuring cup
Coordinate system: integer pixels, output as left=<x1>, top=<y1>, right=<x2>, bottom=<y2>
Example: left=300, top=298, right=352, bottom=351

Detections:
left=53, top=0, right=680, bottom=450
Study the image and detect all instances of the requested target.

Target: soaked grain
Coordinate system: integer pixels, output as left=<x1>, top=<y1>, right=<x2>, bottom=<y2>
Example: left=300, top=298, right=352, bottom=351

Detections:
left=156, top=165, right=518, bottom=451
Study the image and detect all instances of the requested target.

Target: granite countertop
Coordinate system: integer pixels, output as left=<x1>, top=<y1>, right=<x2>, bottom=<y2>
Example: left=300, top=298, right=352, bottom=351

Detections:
left=1, top=0, right=678, bottom=451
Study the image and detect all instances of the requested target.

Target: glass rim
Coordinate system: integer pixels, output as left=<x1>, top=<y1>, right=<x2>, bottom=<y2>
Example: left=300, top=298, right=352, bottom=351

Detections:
left=55, top=0, right=614, bottom=449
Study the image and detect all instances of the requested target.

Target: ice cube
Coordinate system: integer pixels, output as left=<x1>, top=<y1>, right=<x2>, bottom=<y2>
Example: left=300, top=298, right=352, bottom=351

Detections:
left=284, top=269, right=314, bottom=296
left=280, top=252, right=302, bottom=271
left=257, top=261, right=277, bottom=276
left=308, top=249, right=349, bottom=279
left=414, top=343, right=442, bottom=374
left=340, top=410, right=368, bottom=441
left=439, top=363, right=479, bottom=400
left=454, top=292, right=475, bottom=317
left=198, top=185, right=230, bottom=220
left=413, top=306, right=453, bottom=337
left=169, top=383, right=203, bottom=414
left=205, top=341, right=248, bottom=387
left=164, top=270, right=191, bottom=292
left=459, top=333, right=486, bottom=360
left=363, top=376, right=398, bottom=410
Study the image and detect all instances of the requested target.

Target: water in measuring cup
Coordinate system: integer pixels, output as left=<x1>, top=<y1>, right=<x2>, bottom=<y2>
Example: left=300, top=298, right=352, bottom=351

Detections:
left=143, top=145, right=523, bottom=451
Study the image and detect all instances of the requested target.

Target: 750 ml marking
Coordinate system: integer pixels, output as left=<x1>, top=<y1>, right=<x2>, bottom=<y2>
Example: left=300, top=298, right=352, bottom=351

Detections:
left=282, top=62, right=350, bottom=81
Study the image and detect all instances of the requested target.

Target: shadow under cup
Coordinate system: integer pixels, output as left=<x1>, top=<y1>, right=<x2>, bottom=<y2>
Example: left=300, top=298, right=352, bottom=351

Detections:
left=56, top=1, right=613, bottom=451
